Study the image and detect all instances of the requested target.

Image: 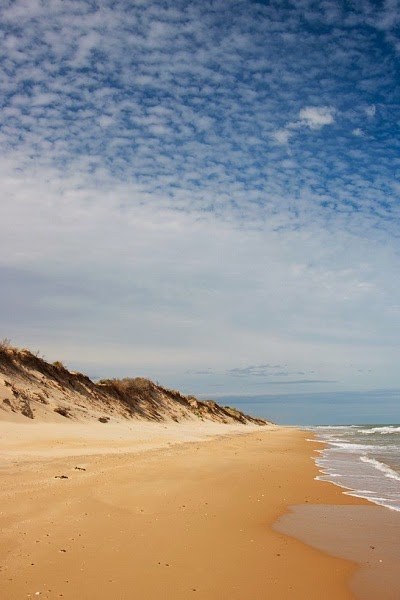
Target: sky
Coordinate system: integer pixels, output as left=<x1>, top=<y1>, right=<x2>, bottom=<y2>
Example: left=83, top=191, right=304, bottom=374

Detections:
left=1, top=0, right=400, bottom=424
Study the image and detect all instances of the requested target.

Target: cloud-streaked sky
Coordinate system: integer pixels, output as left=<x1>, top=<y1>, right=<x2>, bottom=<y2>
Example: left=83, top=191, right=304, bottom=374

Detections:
left=1, top=0, right=400, bottom=423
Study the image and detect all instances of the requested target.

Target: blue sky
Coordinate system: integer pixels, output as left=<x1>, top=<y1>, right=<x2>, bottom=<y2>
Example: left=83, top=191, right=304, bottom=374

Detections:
left=1, top=0, right=400, bottom=424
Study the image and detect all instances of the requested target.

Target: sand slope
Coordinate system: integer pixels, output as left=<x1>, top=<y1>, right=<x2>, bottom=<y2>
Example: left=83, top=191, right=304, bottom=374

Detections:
left=0, top=344, right=267, bottom=426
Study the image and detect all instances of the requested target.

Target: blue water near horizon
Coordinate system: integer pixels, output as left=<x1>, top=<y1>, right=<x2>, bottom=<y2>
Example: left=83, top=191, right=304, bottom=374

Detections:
left=308, top=425, right=400, bottom=511
left=211, top=389, right=400, bottom=426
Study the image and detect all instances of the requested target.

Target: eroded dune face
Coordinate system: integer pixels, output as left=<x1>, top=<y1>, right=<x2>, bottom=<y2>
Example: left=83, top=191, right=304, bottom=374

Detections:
left=0, top=343, right=268, bottom=426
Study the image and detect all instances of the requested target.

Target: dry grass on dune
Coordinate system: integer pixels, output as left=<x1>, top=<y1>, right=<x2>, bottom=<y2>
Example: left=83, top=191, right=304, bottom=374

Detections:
left=0, top=340, right=268, bottom=426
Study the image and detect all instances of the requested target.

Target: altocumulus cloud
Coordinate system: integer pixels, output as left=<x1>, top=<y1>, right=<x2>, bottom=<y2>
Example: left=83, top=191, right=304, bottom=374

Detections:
left=1, top=0, right=400, bottom=408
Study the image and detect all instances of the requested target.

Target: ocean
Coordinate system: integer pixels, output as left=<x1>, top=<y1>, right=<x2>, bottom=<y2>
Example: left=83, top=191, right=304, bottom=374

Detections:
left=309, top=425, right=400, bottom=512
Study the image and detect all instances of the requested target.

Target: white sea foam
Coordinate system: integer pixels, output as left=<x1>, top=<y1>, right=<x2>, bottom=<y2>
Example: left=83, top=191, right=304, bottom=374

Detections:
left=312, top=424, right=400, bottom=511
left=329, top=441, right=380, bottom=452
left=312, top=425, right=357, bottom=430
left=360, top=456, right=400, bottom=481
left=343, top=491, right=400, bottom=512
left=359, top=426, right=400, bottom=435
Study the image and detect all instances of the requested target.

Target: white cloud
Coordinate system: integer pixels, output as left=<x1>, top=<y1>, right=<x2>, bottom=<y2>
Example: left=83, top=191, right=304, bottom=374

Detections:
left=352, top=128, right=365, bottom=137
left=299, top=106, right=336, bottom=129
left=1, top=157, right=399, bottom=394
left=273, top=129, right=292, bottom=145
left=365, top=104, right=376, bottom=117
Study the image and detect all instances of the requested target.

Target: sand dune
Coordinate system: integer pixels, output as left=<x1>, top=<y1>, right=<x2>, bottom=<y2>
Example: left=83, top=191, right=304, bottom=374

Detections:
left=0, top=344, right=266, bottom=426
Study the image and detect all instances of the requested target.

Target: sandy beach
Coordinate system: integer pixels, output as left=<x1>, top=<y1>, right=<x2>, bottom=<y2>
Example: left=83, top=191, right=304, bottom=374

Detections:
left=0, top=421, right=396, bottom=599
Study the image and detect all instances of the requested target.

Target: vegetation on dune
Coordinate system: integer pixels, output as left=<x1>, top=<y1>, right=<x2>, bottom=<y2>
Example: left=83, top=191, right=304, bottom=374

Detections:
left=0, top=341, right=269, bottom=426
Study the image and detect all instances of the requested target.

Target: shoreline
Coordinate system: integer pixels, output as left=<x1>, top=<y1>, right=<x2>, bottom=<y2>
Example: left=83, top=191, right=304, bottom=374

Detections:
left=277, top=430, right=400, bottom=599
left=0, top=421, right=394, bottom=599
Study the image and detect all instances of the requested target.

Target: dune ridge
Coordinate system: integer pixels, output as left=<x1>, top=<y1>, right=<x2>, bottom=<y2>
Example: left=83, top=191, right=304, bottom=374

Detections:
left=0, top=343, right=267, bottom=426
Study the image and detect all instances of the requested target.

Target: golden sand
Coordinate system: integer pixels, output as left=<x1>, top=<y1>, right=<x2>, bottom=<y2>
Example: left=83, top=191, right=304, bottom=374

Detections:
left=0, top=423, right=369, bottom=599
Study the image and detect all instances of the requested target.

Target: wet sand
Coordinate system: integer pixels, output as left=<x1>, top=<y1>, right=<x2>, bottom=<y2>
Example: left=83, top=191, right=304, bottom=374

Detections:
left=275, top=504, right=400, bottom=600
left=0, top=421, right=385, bottom=599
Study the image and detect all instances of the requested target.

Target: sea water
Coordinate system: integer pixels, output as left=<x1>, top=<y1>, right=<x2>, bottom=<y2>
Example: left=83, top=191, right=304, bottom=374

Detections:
left=309, top=425, right=400, bottom=511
